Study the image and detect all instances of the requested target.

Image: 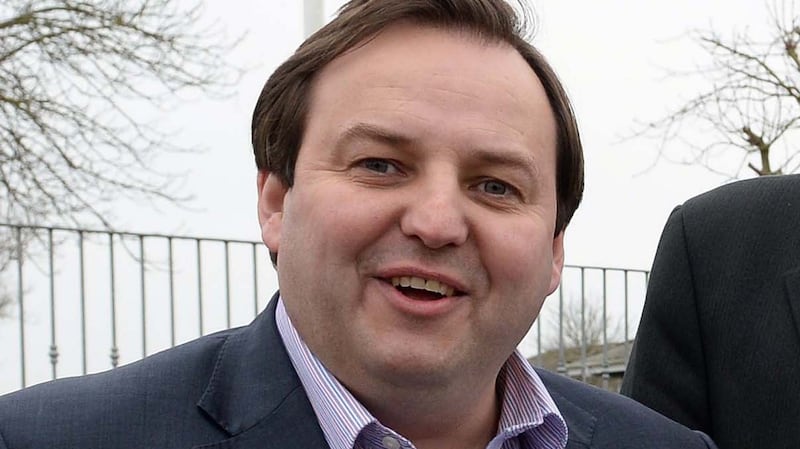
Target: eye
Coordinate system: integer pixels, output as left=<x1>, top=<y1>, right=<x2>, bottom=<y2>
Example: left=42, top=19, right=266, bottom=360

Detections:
left=478, top=179, right=511, bottom=196
left=359, top=158, right=399, bottom=174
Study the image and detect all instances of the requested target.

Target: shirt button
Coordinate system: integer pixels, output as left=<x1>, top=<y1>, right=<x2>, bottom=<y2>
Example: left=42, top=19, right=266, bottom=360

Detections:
left=381, top=435, right=401, bottom=449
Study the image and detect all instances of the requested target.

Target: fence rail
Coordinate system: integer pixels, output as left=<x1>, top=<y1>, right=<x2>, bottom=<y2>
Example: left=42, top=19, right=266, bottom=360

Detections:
left=0, top=223, right=649, bottom=394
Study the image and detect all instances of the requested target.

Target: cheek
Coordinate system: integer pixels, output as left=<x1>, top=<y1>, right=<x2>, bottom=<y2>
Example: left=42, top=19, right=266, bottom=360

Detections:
left=476, top=223, right=553, bottom=353
left=487, top=224, right=555, bottom=287
left=282, top=187, right=395, bottom=261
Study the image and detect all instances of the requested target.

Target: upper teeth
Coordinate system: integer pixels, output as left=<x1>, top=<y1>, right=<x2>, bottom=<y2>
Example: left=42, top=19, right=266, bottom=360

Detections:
left=390, top=276, right=456, bottom=297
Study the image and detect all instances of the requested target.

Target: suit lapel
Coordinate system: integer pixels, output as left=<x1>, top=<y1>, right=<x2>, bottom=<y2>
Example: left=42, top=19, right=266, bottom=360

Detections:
left=784, top=268, right=800, bottom=348
left=535, top=369, right=596, bottom=449
left=194, top=294, right=329, bottom=449
left=548, top=392, right=595, bottom=449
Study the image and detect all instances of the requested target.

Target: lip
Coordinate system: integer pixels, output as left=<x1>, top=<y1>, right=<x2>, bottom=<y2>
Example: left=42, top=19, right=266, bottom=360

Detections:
left=369, top=277, right=467, bottom=319
left=374, top=266, right=469, bottom=295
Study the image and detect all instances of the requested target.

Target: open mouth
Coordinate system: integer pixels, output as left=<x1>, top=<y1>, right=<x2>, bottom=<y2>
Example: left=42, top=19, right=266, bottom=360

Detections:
left=389, top=276, right=460, bottom=300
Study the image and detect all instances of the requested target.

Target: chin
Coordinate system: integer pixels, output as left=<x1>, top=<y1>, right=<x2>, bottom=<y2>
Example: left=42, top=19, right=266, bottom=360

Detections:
left=366, top=346, right=469, bottom=388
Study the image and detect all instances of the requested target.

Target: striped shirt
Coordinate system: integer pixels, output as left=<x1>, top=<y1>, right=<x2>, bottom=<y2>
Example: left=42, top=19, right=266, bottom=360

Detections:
left=276, top=298, right=568, bottom=449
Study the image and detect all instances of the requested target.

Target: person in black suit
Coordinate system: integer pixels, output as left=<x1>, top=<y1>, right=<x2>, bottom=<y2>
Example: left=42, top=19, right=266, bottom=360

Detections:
left=0, top=1, right=715, bottom=448
left=622, top=174, right=800, bottom=449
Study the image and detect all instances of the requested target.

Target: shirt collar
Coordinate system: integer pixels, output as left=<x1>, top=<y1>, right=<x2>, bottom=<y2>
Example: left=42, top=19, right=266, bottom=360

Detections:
left=275, top=297, right=567, bottom=449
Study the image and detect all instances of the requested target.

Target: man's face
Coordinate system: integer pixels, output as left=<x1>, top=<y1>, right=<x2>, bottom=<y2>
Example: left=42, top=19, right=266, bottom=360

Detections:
left=258, top=24, right=563, bottom=395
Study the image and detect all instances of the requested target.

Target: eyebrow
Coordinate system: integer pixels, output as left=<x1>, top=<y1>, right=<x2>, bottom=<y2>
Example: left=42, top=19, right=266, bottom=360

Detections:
left=466, top=147, right=540, bottom=179
left=338, top=123, right=414, bottom=148
left=337, top=122, right=541, bottom=179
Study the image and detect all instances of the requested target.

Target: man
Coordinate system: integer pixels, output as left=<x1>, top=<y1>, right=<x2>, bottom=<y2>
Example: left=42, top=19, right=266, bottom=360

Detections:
left=622, top=174, right=800, bottom=449
left=0, top=1, right=715, bottom=448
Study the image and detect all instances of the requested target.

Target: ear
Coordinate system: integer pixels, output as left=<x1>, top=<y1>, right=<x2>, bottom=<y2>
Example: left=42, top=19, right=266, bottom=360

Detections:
left=547, top=230, right=565, bottom=295
left=257, top=170, right=289, bottom=253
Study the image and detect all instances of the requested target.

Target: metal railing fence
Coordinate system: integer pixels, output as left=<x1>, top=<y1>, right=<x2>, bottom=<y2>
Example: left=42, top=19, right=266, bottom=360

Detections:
left=527, top=264, right=649, bottom=391
left=0, top=223, right=648, bottom=394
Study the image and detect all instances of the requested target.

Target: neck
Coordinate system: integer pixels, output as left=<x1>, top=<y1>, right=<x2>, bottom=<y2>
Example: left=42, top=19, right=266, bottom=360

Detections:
left=352, top=374, right=501, bottom=449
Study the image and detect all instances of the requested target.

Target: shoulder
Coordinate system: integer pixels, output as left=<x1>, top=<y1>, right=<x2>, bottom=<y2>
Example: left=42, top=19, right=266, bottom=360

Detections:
left=536, top=369, right=714, bottom=449
left=681, top=174, right=800, bottom=221
left=0, top=327, right=237, bottom=448
left=670, top=175, right=800, bottom=272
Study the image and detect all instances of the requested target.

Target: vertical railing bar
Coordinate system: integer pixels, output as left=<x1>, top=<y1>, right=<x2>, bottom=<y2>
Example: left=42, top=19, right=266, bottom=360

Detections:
left=48, top=229, right=58, bottom=380
left=140, top=236, right=147, bottom=358
left=580, top=267, right=586, bottom=382
left=109, top=233, right=119, bottom=368
left=252, top=243, right=258, bottom=318
left=624, top=270, right=630, bottom=364
left=16, top=227, right=26, bottom=388
left=642, top=270, right=650, bottom=362
left=197, top=239, right=204, bottom=337
left=557, top=283, right=565, bottom=374
left=79, top=231, right=87, bottom=375
left=225, top=241, right=231, bottom=329
left=601, top=268, right=609, bottom=390
left=169, top=237, right=175, bottom=347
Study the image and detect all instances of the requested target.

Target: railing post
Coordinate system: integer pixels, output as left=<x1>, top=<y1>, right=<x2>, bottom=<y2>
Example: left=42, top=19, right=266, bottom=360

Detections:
left=252, top=243, right=259, bottom=318
left=580, top=267, right=587, bottom=383
left=79, top=231, right=87, bottom=374
left=225, top=241, right=231, bottom=329
left=140, top=236, right=147, bottom=358
left=303, top=0, right=324, bottom=38
left=601, top=269, right=609, bottom=390
left=109, top=233, right=119, bottom=368
left=16, top=227, right=26, bottom=388
left=168, top=237, right=175, bottom=347
left=48, top=229, right=58, bottom=379
left=557, top=284, right=565, bottom=375
left=624, top=270, right=630, bottom=364
left=196, top=239, right=204, bottom=336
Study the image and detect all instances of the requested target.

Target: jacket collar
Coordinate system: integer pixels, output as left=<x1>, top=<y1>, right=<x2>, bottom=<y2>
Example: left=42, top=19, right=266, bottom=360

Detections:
left=195, top=293, right=330, bottom=449
left=535, top=368, right=596, bottom=449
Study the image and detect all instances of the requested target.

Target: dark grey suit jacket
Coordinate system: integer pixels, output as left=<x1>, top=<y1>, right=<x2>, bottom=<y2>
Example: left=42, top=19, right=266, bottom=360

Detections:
left=0, top=296, right=715, bottom=449
left=622, top=175, right=800, bottom=449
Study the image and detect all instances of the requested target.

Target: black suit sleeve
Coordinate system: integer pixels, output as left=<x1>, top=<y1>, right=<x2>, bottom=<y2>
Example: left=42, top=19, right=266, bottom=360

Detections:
left=620, top=206, right=710, bottom=432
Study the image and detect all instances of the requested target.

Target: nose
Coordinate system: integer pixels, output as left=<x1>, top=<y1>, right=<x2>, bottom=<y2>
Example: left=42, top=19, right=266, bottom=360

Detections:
left=399, top=180, right=469, bottom=249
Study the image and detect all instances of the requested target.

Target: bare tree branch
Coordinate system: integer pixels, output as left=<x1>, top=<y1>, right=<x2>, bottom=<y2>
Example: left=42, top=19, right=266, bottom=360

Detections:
left=632, top=2, right=800, bottom=178
left=0, top=0, right=240, bottom=304
left=0, top=292, right=11, bottom=319
left=0, top=0, right=240, bottom=229
left=546, top=296, right=622, bottom=352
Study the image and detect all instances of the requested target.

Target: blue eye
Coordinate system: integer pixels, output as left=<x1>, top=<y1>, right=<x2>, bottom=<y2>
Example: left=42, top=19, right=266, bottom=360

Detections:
left=361, top=158, right=396, bottom=173
left=481, top=180, right=509, bottom=195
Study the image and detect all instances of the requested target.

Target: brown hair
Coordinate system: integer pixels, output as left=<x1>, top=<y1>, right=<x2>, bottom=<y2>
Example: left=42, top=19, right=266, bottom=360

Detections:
left=252, top=0, right=583, bottom=234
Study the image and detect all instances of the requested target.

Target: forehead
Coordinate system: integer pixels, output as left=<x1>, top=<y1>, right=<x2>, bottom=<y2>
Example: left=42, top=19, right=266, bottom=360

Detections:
left=305, top=23, right=557, bottom=166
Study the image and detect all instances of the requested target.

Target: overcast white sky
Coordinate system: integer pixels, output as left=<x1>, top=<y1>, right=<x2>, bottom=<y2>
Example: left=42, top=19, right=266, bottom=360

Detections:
left=115, top=0, right=769, bottom=271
